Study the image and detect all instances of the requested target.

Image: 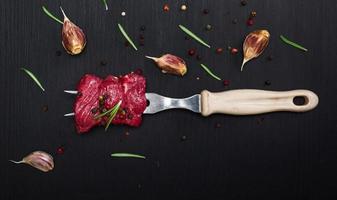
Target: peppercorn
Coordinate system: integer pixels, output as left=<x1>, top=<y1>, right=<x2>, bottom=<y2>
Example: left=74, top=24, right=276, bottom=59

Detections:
left=101, top=108, right=107, bottom=113
left=139, top=34, right=144, bottom=40
left=55, top=50, right=62, bottom=56
left=205, top=24, right=212, bottom=31
left=188, top=48, right=196, bottom=56
left=181, top=135, right=187, bottom=141
left=98, top=95, right=104, bottom=101
left=163, top=4, right=170, bottom=12
left=180, top=4, right=187, bottom=11
left=232, top=18, right=238, bottom=24
left=231, top=48, right=238, bottom=54
left=56, top=146, right=65, bottom=155
left=121, top=12, right=126, bottom=16
left=42, top=105, right=48, bottom=112
left=91, top=107, right=98, bottom=114
left=202, top=9, right=209, bottom=14
left=223, top=80, right=230, bottom=86
left=215, top=123, right=221, bottom=128
left=247, top=18, right=254, bottom=26
left=127, top=113, right=133, bottom=119
left=196, top=54, right=202, bottom=60
left=216, top=48, right=223, bottom=54
left=100, top=60, right=107, bottom=66
left=140, top=25, right=146, bottom=31
left=264, top=80, right=271, bottom=86
left=241, top=0, right=247, bottom=6
left=267, top=55, right=274, bottom=61
left=251, top=11, right=257, bottom=17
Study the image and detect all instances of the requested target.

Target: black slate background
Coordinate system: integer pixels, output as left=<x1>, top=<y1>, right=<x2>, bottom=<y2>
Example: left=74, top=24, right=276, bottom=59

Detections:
left=1, top=0, right=337, bottom=199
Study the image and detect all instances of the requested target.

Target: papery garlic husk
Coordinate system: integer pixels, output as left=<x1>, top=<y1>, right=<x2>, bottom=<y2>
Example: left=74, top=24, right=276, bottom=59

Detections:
left=60, top=7, right=86, bottom=55
left=241, top=30, right=270, bottom=71
left=145, top=54, right=187, bottom=76
left=10, top=151, right=54, bottom=172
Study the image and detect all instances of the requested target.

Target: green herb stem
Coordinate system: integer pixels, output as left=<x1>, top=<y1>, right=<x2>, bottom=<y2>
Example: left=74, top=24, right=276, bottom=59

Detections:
left=101, top=0, right=108, bottom=10
left=104, top=100, right=122, bottom=131
left=20, top=67, right=45, bottom=92
left=111, top=153, right=146, bottom=159
left=118, top=23, right=138, bottom=51
left=200, top=64, right=221, bottom=81
left=178, top=25, right=211, bottom=48
left=42, top=6, right=63, bottom=25
left=280, top=35, right=308, bottom=52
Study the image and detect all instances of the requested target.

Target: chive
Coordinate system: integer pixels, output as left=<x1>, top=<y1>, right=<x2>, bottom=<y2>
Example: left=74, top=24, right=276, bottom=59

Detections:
left=101, top=0, right=108, bottom=10
left=178, top=25, right=211, bottom=48
left=111, top=153, right=146, bottom=159
left=118, top=23, right=138, bottom=51
left=42, top=6, right=63, bottom=25
left=104, top=100, right=122, bottom=131
left=200, top=64, right=221, bottom=81
left=280, top=35, right=308, bottom=52
left=20, top=67, right=45, bottom=92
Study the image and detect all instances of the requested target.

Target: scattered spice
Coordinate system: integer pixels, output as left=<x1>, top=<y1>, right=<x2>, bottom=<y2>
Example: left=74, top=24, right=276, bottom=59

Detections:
left=42, top=105, right=48, bottom=112
left=55, top=50, right=62, bottom=56
left=205, top=24, right=212, bottom=31
left=232, top=18, right=238, bottom=24
left=216, top=48, right=223, bottom=54
left=196, top=77, right=200, bottom=80
left=215, top=123, right=221, bottom=128
left=118, top=23, right=138, bottom=51
left=121, top=12, right=126, bottom=16
left=241, top=30, right=270, bottom=71
left=200, top=64, right=221, bottom=81
left=196, top=54, right=202, bottom=60
left=223, top=80, right=230, bottom=86
left=180, top=4, right=187, bottom=11
left=231, top=48, right=238, bottom=54
left=60, top=7, right=87, bottom=55
left=163, top=4, right=170, bottom=12
left=251, top=11, right=257, bottom=17
left=267, top=55, right=274, bottom=61
left=100, top=60, right=107, bottom=66
left=188, top=48, right=196, bottom=56
left=20, top=67, right=45, bottom=92
left=181, top=135, right=187, bottom=141
left=9, top=151, right=54, bottom=172
left=264, top=80, right=271, bottom=86
left=280, top=35, right=308, bottom=52
left=145, top=54, right=187, bottom=76
left=111, top=153, right=146, bottom=159
left=241, top=0, right=247, bottom=6
left=179, top=25, right=211, bottom=48
left=56, top=146, right=65, bottom=155
left=140, top=25, right=146, bottom=31
left=42, top=6, right=63, bottom=24
left=202, top=9, right=209, bottom=14
left=246, top=18, right=254, bottom=26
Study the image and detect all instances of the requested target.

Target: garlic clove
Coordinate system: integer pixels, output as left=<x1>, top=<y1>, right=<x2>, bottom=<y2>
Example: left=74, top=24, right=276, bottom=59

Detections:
left=146, top=54, right=187, bottom=76
left=60, top=7, right=86, bottom=55
left=10, top=151, right=54, bottom=172
left=241, top=30, right=270, bottom=71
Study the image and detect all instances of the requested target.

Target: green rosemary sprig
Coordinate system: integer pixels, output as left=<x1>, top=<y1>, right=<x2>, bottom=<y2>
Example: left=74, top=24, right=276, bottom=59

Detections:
left=200, top=64, right=221, bottom=81
left=118, top=23, right=138, bottom=51
left=104, top=101, right=121, bottom=131
left=101, top=0, right=108, bottom=10
left=178, top=25, right=211, bottom=48
left=111, top=153, right=146, bottom=159
left=42, top=6, right=63, bottom=25
left=280, top=35, right=308, bottom=52
left=20, top=67, right=45, bottom=92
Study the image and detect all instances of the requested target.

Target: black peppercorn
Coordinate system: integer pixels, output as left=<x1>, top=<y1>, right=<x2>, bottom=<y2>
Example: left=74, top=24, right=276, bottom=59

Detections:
left=42, top=105, right=48, bottom=112
left=181, top=135, right=187, bottom=141
left=205, top=24, right=212, bottom=31
left=264, top=80, right=271, bottom=86
left=241, top=0, right=247, bottom=6
left=202, top=9, right=209, bottom=14
left=140, top=25, right=146, bottom=31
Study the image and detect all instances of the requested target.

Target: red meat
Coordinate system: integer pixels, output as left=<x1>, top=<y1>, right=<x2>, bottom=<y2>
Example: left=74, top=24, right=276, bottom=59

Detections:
left=74, top=71, right=146, bottom=133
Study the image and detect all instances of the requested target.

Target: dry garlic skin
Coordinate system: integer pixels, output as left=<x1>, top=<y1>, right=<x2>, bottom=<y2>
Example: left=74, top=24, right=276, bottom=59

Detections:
left=62, top=19, right=86, bottom=55
left=243, top=30, right=270, bottom=59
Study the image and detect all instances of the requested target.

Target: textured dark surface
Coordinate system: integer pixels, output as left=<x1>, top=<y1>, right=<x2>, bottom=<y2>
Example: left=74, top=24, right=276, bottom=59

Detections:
left=1, top=0, right=336, bottom=199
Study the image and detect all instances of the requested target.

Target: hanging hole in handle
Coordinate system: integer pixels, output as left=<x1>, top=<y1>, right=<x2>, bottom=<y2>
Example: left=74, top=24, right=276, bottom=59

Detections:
left=293, top=96, right=308, bottom=106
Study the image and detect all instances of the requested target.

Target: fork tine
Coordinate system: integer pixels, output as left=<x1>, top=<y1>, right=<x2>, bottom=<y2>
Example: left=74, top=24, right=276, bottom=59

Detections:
left=64, top=90, right=78, bottom=94
left=64, top=112, right=75, bottom=117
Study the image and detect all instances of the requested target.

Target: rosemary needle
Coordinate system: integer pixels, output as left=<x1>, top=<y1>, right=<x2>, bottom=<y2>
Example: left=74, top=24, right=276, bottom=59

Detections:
left=20, top=67, right=45, bottom=92
left=111, top=153, right=146, bottom=159
left=179, top=25, right=211, bottom=48
left=101, top=0, right=108, bottom=10
left=118, top=23, right=138, bottom=51
left=42, top=6, right=63, bottom=25
left=280, top=35, right=308, bottom=52
left=200, top=64, right=221, bottom=81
